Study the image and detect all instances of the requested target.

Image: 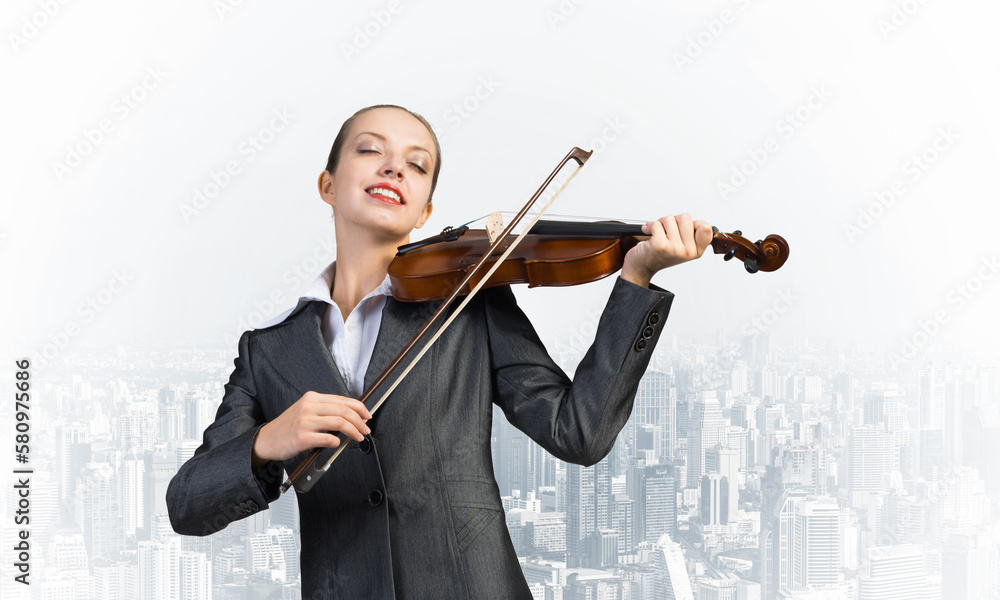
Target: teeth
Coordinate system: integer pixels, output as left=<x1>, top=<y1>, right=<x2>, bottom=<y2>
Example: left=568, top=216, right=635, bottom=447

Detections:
left=369, top=187, right=401, bottom=202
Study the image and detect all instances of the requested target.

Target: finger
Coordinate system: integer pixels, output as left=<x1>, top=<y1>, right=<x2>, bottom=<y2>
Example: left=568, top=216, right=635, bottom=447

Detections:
left=675, top=213, right=694, bottom=250
left=314, top=415, right=370, bottom=442
left=659, top=215, right=681, bottom=245
left=305, top=431, right=347, bottom=450
left=693, top=220, right=714, bottom=254
left=646, top=218, right=665, bottom=242
left=312, top=396, right=372, bottom=420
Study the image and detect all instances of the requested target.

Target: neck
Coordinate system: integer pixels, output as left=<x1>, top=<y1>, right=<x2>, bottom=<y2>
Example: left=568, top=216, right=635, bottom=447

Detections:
left=331, top=227, right=406, bottom=322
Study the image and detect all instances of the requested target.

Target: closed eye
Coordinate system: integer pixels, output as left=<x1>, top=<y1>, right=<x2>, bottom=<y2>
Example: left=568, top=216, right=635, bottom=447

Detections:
left=409, top=162, right=427, bottom=174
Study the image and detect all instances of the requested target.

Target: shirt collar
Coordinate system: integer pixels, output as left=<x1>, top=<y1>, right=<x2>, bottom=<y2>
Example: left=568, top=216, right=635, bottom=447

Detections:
left=257, top=261, right=393, bottom=329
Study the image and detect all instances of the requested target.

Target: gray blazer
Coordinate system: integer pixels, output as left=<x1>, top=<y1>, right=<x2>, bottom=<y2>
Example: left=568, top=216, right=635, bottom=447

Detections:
left=167, top=278, right=673, bottom=599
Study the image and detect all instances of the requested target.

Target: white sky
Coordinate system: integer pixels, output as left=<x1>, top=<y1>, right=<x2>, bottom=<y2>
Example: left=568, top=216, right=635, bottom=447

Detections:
left=2, top=0, right=998, bottom=367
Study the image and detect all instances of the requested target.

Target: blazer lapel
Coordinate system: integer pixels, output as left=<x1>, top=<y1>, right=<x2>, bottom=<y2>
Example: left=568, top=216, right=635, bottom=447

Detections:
left=362, top=297, right=441, bottom=404
left=256, top=300, right=352, bottom=398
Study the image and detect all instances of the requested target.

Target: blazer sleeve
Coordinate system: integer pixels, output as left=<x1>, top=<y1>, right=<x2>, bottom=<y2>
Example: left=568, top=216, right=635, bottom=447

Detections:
left=486, top=276, right=674, bottom=467
left=166, top=330, right=284, bottom=536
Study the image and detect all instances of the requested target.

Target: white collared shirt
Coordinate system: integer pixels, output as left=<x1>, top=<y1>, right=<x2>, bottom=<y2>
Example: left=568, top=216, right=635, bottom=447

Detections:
left=258, top=261, right=391, bottom=397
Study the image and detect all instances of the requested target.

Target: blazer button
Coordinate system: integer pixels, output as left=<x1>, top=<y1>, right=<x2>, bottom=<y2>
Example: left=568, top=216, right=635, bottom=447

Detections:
left=368, top=489, right=384, bottom=507
left=235, top=505, right=247, bottom=516
left=358, top=436, right=372, bottom=454
left=247, top=500, right=259, bottom=511
left=634, top=338, right=647, bottom=352
left=642, top=325, right=655, bottom=339
left=647, top=312, right=660, bottom=326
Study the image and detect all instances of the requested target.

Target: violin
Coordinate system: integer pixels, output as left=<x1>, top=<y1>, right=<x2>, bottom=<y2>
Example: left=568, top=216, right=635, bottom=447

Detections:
left=388, top=217, right=789, bottom=302
left=280, top=146, right=789, bottom=494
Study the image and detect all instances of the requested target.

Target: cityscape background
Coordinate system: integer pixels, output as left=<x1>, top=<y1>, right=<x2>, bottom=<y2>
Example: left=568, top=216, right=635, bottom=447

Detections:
left=1, top=332, right=998, bottom=598
left=3, top=0, right=999, bottom=598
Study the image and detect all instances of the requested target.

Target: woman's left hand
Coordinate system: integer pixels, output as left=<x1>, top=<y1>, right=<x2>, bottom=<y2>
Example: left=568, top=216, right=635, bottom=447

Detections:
left=620, top=213, right=714, bottom=287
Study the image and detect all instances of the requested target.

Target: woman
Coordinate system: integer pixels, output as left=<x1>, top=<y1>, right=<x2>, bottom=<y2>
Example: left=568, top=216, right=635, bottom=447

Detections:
left=167, top=104, right=713, bottom=599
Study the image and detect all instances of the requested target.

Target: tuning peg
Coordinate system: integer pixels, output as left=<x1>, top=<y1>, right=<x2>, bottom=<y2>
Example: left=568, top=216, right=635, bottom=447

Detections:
left=724, top=247, right=738, bottom=261
left=755, top=239, right=762, bottom=248
left=732, top=230, right=742, bottom=236
left=744, top=259, right=759, bottom=274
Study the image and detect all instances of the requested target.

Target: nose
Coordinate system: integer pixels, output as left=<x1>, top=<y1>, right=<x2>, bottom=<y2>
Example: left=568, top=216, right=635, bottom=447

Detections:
left=381, top=155, right=405, bottom=179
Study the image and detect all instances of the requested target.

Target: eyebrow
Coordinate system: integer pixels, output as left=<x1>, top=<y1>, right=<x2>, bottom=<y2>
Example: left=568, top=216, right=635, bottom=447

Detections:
left=354, top=131, right=432, bottom=157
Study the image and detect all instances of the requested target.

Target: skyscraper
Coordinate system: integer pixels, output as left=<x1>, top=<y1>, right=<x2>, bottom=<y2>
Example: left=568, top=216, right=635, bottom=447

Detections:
left=138, top=536, right=181, bottom=600
left=77, top=462, right=123, bottom=561
left=688, top=396, right=725, bottom=488
left=632, top=370, right=676, bottom=462
left=566, top=458, right=613, bottom=567
left=942, top=531, right=998, bottom=599
left=179, top=551, right=212, bottom=600
left=700, top=473, right=728, bottom=526
left=629, top=462, right=677, bottom=544
left=652, top=534, right=693, bottom=600
left=845, top=425, right=895, bottom=507
left=706, top=445, right=740, bottom=516
left=121, top=452, right=145, bottom=537
left=760, top=466, right=807, bottom=600
left=791, top=498, right=841, bottom=589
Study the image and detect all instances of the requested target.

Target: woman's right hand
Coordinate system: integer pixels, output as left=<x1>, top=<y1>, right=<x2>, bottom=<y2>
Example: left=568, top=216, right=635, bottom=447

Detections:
left=251, top=391, right=371, bottom=469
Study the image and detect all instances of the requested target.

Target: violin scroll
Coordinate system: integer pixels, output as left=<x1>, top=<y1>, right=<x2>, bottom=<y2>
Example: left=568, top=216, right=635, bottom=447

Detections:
left=710, top=227, right=789, bottom=273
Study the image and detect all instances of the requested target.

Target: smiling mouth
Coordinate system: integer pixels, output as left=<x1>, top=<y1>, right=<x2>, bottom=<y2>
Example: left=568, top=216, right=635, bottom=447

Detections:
left=366, top=186, right=403, bottom=205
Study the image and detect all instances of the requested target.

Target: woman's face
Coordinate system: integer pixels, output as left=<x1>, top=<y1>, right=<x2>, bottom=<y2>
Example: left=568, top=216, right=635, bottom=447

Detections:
left=320, top=107, right=436, bottom=243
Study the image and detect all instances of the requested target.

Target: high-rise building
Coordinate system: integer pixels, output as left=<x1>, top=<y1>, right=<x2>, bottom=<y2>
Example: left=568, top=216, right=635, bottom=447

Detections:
left=610, top=493, right=634, bottom=555
left=844, top=425, right=894, bottom=507
left=858, top=545, right=939, bottom=599
left=942, top=530, right=998, bottom=599
left=700, top=473, right=729, bottom=526
left=776, top=445, right=828, bottom=496
left=77, top=462, right=123, bottom=560
left=56, top=425, right=88, bottom=504
left=652, top=533, right=693, bottom=600
left=731, top=361, right=748, bottom=396
left=632, top=371, right=676, bottom=462
left=566, top=462, right=594, bottom=567
left=697, top=577, right=741, bottom=600
left=213, top=546, right=245, bottom=591
left=629, top=463, right=676, bottom=543
left=726, top=427, right=749, bottom=482
left=494, top=413, right=529, bottom=497
left=688, top=396, right=725, bottom=488
left=185, top=391, right=218, bottom=440
left=589, top=528, right=619, bottom=568
left=138, top=536, right=181, bottom=600
left=937, top=467, right=992, bottom=535
left=918, top=428, right=944, bottom=481
left=119, top=409, right=157, bottom=454
left=760, top=466, right=807, bottom=600
left=791, top=498, right=841, bottom=589
left=881, top=488, right=933, bottom=547
left=179, top=551, right=212, bottom=600
left=144, top=447, right=176, bottom=538
left=706, top=445, right=740, bottom=516
left=93, top=560, right=131, bottom=600
left=121, top=452, right=145, bottom=537
left=246, top=526, right=299, bottom=583
left=918, top=364, right=945, bottom=430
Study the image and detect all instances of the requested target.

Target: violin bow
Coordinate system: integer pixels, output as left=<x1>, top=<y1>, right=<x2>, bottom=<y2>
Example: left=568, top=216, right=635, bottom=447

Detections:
left=281, top=147, right=593, bottom=494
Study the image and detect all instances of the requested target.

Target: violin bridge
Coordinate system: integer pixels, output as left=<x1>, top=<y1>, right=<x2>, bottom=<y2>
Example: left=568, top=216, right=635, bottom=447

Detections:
left=485, top=211, right=505, bottom=244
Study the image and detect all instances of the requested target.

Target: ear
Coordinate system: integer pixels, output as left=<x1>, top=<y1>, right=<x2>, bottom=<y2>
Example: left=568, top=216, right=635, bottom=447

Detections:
left=414, top=201, right=433, bottom=229
left=318, top=171, right=336, bottom=208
